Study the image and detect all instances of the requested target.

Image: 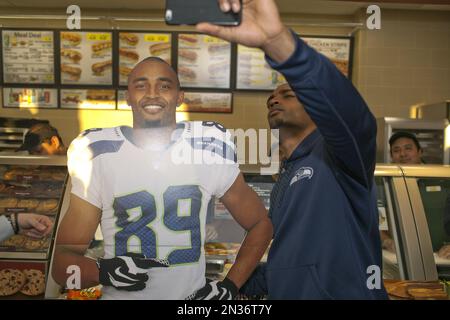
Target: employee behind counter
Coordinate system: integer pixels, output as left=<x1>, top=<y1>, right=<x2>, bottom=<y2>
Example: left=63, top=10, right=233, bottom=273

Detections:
left=16, top=123, right=67, bottom=156
left=383, top=131, right=450, bottom=260
left=0, top=122, right=62, bottom=243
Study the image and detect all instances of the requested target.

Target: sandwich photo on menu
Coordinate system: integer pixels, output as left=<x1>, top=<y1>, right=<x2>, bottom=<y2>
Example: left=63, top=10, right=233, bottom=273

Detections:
left=178, top=49, right=198, bottom=63
left=91, top=60, right=112, bottom=76
left=178, top=66, right=196, bottom=82
left=119, top=33, right=139, bottom=46
left=208, top=43, right=229, bottom=56
left=86, top=89, right=115, bottom=102
left=61, top=64, right=81, bottom=81
left=119, top=48, right=140, bottom=62
left=149, top=43, right=170, bottom=57
left=62, top=93, right=81, bottom=105
left=61, top=32, right=81, bottom=46
left=119, top=66, right=132, bottom=77
left=60, top=49, right=82, bottom=63
left=179, top=34, right=198, bottom=45
left=92, top=41, right=112, bottom=56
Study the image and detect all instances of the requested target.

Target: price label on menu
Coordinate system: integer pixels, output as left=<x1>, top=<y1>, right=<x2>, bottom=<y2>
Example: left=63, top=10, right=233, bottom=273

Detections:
left=86, top=33, right=111, bottom=41
left=144, top=34, right=170, bottom=43
left=41, top=35, right=52, bottom=42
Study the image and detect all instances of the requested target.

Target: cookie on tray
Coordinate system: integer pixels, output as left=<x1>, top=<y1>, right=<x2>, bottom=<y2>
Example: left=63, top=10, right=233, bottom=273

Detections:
left=20, top=269, right=45, bottom=296
left=0, top=268, right=26, bottom=296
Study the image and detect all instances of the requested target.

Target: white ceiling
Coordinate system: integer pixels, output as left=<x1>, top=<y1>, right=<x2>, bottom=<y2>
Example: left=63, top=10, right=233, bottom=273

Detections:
left=0, top=0, right=449, bottom=15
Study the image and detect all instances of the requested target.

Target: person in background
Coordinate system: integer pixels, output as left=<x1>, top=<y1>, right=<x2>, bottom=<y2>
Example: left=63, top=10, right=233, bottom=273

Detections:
left=16, top=123, right=67, bottom=155
left=388, top=131, right=450, bottom=260
left=197, top=0, right=387, bottom=299
left=381, top=131, right=425, bottom=252
left=0, top=213, right=53, bottom=242
left=389, top=131, right=423, bottom=164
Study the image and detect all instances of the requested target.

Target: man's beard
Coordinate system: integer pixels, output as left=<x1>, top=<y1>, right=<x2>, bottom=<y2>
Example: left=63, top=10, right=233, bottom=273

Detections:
left=269, top=117, right=285, bottom=129
left=142, top=119, right=164, bottom=128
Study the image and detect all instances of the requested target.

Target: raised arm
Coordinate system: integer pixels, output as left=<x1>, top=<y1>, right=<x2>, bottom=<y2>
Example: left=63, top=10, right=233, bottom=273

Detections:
left=197, top=0, right=376, bottom=187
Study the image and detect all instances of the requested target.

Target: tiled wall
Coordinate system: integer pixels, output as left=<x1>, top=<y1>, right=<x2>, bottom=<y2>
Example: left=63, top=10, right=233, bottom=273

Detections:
left=354, top=10, right=450, bottom=118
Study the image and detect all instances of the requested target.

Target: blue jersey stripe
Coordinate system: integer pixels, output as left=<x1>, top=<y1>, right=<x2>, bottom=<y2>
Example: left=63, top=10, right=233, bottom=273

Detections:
left=87, top=140, right=124, bottom=159
left=187, top=137, right=237, bottom=162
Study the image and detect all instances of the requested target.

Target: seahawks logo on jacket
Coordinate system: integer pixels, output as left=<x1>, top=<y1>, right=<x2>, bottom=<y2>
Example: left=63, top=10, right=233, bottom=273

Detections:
left=290, top=167, right=314, bottom=186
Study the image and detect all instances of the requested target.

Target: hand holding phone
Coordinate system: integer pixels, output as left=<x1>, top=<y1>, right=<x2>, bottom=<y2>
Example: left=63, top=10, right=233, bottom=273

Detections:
left=193, top=0, right=295, bottom=63
left=165, top=0, right=242, bottom=26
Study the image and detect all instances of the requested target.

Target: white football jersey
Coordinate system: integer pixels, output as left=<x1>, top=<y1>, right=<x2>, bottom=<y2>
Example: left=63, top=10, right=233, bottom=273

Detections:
left=67, top=121, right=239, bottom=299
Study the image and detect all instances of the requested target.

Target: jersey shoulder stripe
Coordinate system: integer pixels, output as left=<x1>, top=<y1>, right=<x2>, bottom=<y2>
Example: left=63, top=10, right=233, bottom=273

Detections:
left=69, top=127, right=125, bottom=160
left=183, top=121, right=236, bottom=162
left=187, top=137, right=236, bottom=162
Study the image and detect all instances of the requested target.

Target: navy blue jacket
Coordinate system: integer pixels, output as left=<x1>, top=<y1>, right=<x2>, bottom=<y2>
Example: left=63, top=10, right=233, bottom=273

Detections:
left=240, top=34, right=388, bottom=299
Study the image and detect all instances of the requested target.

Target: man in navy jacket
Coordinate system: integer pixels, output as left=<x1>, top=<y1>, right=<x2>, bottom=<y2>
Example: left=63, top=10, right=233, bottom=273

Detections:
left=198, top=0, right=388, bottom=299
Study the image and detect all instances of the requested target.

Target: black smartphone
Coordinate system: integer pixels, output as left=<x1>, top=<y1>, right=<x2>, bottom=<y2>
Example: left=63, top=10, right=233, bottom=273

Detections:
left=165, top=0, right=242, bottom=26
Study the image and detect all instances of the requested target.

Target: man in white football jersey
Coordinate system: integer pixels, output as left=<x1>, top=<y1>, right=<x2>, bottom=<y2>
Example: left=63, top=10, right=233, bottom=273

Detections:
left=52, top=57, right=273, bottom=299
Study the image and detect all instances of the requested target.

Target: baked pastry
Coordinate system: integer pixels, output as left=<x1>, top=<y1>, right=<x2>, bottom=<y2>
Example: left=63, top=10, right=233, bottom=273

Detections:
left=51, top=171, right=67, bottom=181
left=0, top=269, right=26, bottom=296
left=17, top=199, right=39, bottom=210
left=0, top=197, right=18, bottom=209
left=0, top=234, right=26, bottom=248
left=20, top=269, right=45, bottom=296
left=384, top=280, right=448, bottom=300
left=23, top=238, right=44, bottom=250
left=36, top=199, right=59, bottom=213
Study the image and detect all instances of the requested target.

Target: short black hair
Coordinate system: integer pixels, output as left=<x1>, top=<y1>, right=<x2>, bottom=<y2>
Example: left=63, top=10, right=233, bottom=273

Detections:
left=389, top=131, right=421, bottom=150
left=16, top=123, right=63, bottom=153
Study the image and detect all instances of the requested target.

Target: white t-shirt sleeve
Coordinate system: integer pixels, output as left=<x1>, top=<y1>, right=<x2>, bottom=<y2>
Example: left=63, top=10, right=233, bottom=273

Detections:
left=203, top=125, right=240, bottom=198
left=0, top=215, right=14, bottom=243
left=67, top=134, right=102, bottom=209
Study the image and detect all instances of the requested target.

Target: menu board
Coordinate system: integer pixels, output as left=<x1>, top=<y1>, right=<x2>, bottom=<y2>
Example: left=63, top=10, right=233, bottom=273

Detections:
left=178, top=34, right=231, bottom=89
left=3, top=88, right=57, bottom=108
left=2, top=30, right=54, bottom=84
left=302, top=37, right=351, bottom=77
left=60, top=31, right=112, bottom=85
left=60, top=89, right=116, bottom=109
left=179, top=92, right=232, bottom=113
left=119, top=32, right=172, bottom=86
left=236, top=45, right=285, bottom=90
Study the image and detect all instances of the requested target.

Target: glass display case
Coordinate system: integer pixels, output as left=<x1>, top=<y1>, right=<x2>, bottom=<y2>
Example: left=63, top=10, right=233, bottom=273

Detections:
left=1, top=157, right=445, bottom=299
left=0, top=155, right=68, bottom=299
